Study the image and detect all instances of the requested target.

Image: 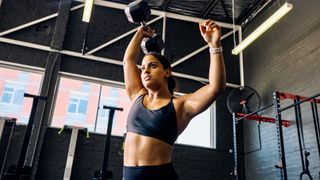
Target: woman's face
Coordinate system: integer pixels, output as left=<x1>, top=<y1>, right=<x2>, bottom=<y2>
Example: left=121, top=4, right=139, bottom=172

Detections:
left=141, top=55, right=170, bottom=90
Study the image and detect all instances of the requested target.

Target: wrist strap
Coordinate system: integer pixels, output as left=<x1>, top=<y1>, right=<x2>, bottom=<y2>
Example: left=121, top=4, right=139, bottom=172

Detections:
left=209, top=47, right=223, bottom=54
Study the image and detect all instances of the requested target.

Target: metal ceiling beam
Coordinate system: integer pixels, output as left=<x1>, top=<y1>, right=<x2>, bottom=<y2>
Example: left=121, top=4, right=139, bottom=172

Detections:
left=200, top=0, right=219, bottom=19
left=239, top=0, right=272, bottom=26
left=75, top=0, right=240, bottom=29
left=0, top=4, right=84, bottom=37
left=161, top=0, right=171, bottom=11
left=219, top=0, right=230, bottom=19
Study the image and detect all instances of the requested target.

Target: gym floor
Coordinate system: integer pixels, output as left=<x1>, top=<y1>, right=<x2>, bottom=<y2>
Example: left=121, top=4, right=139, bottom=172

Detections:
left=0, top=0, right=319, bottom=179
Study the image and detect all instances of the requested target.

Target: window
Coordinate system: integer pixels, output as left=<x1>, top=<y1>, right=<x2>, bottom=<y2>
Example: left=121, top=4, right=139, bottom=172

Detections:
left=67, top=97, right=88, bottom=114
left=1, top=86, right=25, bottom=105
left=95, top=86, right=130, bottom=135
left=0, top=66, right=43, bottom=124
left=51, top=77, right=131, bottom=136
left=51, top=78, right=99, bottom=130
left=50, top=76, right=216, bottom=147
left=1, top=87, right=14, bottom=103
left=81, top=82, right=91, bottom=92
left=176, top=102, right=216, bottom=149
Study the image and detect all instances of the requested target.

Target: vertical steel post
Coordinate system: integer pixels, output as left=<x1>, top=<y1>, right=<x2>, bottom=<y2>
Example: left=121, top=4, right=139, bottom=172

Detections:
left=273, top=92, right=287, bottom=180
left=232, top=113, right=238, bottom=179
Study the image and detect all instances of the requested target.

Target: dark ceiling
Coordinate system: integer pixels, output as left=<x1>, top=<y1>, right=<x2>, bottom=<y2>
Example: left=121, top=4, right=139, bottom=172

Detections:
left=107, top=0, right=272, bottom=25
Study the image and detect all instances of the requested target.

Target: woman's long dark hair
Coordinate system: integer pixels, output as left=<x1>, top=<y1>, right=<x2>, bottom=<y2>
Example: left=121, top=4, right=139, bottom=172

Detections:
left=146, top=52, right=176, bottom=95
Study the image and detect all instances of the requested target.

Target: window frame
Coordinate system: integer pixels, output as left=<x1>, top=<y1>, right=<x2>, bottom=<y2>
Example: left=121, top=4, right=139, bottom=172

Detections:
left=49, top=73, right=127, bottom=134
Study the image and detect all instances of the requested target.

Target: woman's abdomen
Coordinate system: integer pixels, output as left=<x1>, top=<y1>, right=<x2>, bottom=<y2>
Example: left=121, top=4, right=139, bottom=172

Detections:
left=124, top=132, right=173, bottom=166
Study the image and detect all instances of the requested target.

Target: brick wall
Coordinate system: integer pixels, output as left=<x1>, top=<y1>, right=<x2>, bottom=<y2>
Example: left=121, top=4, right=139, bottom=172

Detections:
left=242, top=0, right=320, bottom=179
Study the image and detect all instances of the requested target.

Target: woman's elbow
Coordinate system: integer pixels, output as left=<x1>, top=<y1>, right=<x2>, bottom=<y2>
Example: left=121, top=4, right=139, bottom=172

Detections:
left=209, top=83, right=226, bottom=97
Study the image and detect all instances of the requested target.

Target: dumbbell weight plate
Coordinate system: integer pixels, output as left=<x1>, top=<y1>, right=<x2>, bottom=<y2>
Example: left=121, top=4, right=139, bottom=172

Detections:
left=141, top=34, right=164, bottom=54
left=124, top=0, right=151, bottom=23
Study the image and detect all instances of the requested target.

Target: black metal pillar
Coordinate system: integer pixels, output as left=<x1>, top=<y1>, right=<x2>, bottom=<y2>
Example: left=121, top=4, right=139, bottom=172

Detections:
left=29, top=0, right=72, bottom=179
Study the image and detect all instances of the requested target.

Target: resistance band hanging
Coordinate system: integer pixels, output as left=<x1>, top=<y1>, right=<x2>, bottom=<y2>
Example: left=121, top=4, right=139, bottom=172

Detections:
left=311, top=100, right=320, bottom=160
left=310, top=99, right=320, bottom=178
left=294, top=97, right=313, bottom=180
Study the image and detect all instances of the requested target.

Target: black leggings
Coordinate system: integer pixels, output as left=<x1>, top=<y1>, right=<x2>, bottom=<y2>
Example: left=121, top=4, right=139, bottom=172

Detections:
left=123, top=163, right=179, bottom=180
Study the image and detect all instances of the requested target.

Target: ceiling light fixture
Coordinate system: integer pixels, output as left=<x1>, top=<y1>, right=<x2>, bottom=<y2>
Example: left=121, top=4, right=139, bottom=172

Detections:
left=82, top=0, right=94, bottom=23
left=232, top=2, right=293, bottom=55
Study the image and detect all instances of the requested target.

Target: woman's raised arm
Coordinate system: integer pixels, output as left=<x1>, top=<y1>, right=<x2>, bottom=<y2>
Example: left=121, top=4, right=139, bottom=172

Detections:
left=181, top=20, right=226, bottom=119
left=123, top=27, right=153, bottom=100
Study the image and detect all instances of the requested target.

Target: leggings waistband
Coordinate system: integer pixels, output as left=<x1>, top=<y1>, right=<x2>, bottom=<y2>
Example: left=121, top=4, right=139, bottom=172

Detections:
left=123, top=163, right=178, bottom=180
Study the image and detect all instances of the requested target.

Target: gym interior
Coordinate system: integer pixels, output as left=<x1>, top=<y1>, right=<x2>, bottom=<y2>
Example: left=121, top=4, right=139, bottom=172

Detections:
left=0, top=0, right=319, bottom=179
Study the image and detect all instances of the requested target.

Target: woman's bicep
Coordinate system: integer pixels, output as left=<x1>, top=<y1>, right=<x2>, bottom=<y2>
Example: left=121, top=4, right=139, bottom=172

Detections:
left=123, top=60, right=144, bottom=100
left=182, top=85, right=220, bottom=118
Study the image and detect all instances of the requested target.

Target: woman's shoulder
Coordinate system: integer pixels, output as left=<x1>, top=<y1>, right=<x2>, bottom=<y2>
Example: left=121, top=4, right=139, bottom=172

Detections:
left=172, top=93, right=191, bottom=107
left=130, top=89, right=148, bottom=102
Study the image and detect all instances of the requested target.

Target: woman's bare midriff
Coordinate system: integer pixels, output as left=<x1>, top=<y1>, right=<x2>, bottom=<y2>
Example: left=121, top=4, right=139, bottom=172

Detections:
left=124, top=132, right=173, bottom=166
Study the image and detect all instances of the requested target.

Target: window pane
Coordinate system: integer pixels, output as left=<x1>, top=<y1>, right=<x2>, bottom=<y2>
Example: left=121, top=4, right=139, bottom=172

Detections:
left=0, top=66, right=43, bottom=124
left=67, top=102, right=77, bottom=113
left=1, top=92, right=12, bottom=103
left=51, top=77, right=99, bottom=131
left=13, top=89, right=25, bottom=105
left=78, top=99, right=88, bottom=114
left=96, top=86, right=131, bottom=136
left=82, top=82, right=91, bottom=92
left=176, top=105, right=213, bottom=148
left=1, top=87, right=13, bottom=103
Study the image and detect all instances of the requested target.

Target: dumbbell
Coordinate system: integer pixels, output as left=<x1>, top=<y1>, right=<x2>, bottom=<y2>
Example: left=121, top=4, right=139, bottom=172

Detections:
left=125, top=0, right=164, bottom=54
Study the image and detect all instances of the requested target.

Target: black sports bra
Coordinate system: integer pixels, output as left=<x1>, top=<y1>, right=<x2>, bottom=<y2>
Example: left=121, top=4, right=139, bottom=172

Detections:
left=127, top=94, right=178, bottom=146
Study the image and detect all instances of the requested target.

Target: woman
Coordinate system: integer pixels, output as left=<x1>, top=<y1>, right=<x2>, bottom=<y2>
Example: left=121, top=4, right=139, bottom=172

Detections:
left=122, top=19, right=226, bottom=180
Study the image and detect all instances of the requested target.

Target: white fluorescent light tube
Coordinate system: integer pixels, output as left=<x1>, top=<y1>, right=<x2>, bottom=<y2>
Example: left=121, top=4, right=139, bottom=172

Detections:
left=232, top=2, right=293, bottom=55
left=82, top=0, right=94, bottom=23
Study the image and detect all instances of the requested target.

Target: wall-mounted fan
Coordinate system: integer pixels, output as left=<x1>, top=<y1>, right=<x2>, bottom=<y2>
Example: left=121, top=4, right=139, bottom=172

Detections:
left=227, top=86, right=261, bottom=114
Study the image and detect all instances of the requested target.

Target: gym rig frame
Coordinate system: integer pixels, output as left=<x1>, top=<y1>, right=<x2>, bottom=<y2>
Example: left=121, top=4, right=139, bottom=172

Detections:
left=232, top=91, right=320, bottom=180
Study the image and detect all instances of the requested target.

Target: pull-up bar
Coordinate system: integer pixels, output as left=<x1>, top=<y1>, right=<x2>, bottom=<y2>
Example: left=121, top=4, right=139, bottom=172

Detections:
left=237, top=113, right=290, bottom=127
left=236, top=104, right=274, bottom=121
left=280, top=92, right=320, bottom=112
left=279, top=92, right=320, bottom=104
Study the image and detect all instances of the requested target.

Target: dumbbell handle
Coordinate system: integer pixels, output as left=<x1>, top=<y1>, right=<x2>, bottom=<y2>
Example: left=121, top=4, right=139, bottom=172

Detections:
left=140, top=21, right=151, bottom=32
left=140, top=21, right=146, bottom=27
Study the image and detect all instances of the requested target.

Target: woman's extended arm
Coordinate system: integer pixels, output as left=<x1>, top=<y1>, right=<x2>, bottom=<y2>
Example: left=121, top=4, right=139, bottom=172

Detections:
left=123, top=27, right=153, bottom=100
left=181, top=20, right=226, bottom=118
